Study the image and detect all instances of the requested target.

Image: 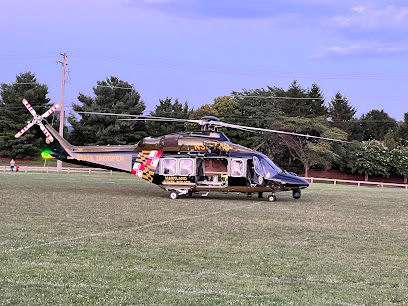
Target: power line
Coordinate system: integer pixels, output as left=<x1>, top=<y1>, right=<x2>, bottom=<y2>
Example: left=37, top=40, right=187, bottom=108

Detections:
left=234, top=95, right=325, bottom=100
left=5, top=82, right=135, bottom=90
left=4, top=52, right=408, bottom=81
left=69, top=53, right=408, bottom=80
left=96, top=85, right=134, bottom=90
left=0, top=54, right=57, bottom=61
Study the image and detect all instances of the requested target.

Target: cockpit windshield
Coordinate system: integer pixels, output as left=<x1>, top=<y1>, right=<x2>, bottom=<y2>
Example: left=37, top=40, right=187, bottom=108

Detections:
left=254, top=154, right=282, bottom=179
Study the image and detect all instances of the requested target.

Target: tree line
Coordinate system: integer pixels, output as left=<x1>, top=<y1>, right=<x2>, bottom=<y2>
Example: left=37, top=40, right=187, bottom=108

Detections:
left=1, top=72, right=408, bottom=182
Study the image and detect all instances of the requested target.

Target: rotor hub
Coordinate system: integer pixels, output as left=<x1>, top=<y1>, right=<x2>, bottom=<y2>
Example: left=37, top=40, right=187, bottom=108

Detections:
left=33, top=115, right=42, bottom=125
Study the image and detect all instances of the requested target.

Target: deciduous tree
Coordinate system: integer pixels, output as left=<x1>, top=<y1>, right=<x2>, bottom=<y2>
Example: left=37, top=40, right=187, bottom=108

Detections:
left=394, top=112, right=408, bottom=144
left=390, top=146, right=408, bottom=183
left=345, top=141, right=391, bottom=181
left=277, top=116, right=347, bottom=176
left=359, top=109, right=397, bottom=141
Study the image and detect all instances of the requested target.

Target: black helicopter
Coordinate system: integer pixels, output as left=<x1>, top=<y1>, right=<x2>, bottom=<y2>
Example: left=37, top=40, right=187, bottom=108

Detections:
left=15, top=99, right=347, bottom=201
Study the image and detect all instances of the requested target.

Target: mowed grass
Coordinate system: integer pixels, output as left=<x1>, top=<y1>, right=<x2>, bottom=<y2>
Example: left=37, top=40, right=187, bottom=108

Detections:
left=0, top=172, right=408, bottom=305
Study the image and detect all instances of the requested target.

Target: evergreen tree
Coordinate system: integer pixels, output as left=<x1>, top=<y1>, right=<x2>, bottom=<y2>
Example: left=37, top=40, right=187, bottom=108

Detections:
left=231, top=87, right=282, bottom=148
left=328, top=92, right=356, bottom=132
left=232, top=87, right=282, bottom=124
left=305, top=83, right=328, bottom=118
left=282, top=80, right=308, bottom=117
left=146, top=98, right=192, bottom=137
left=67, top=76, right=146, bottom=145
left=0, top=72, right=51, bottom=158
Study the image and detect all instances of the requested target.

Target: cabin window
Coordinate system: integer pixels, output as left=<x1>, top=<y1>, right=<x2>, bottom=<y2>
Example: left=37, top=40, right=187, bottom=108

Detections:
left=231, top=159, right=244, bottom=177
left=179, top=159, right=194, bottom=176
left=162, top=158, right=177, bottom=175
left=253, top=156, right=264, bottom=176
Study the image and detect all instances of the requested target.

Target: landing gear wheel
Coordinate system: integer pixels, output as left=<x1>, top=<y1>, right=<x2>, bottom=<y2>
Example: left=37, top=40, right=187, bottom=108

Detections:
left=267, top=194, right=276, bottom=202
left=169, top=191, right=178, bottom=200
left=293, top=190, right=301, bottom=199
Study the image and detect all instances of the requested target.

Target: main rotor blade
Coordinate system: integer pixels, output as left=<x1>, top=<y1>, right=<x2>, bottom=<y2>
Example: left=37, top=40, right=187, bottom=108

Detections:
left=41, top=103, right=62, bottom=119
left=78, top=111, right=145, bottom=118
left=22, top=99, right=37, bottom=117
left=78, top=111, right=202, bottom=124
left=118, top=118, right=201, bottom=123
left=211, top=121, right=349, bottom=143
left=15, top=122, right=35, bottom=138
left=39, top=123, right=54, bottom=143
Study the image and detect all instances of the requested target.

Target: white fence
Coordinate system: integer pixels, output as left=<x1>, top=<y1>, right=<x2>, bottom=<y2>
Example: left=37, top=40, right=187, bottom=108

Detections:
left=2, top=166, right=113, bottom=175
left=303, top=177, right=408, bottom=190
left=2, top=166, right=407, bottom=190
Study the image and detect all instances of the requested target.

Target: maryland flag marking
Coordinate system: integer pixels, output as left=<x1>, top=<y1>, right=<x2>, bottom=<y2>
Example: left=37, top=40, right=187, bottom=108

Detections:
left=132, top=150, right=163, bottom=182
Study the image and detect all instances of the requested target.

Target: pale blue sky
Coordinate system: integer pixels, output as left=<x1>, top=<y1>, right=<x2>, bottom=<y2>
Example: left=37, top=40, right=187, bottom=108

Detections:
left=1, top=0, right=408, bottom=120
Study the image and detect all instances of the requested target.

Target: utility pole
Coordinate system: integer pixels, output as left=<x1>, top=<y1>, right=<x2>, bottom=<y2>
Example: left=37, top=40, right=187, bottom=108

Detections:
left=57, top=52, right=67, bottom=169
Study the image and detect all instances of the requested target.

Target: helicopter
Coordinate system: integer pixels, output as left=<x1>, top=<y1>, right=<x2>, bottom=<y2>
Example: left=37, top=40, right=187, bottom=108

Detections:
left=15, top=99, right=348, bottom=202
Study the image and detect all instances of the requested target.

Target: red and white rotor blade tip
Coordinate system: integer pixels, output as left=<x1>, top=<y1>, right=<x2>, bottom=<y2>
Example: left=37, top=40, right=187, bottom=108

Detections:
left=42, top=103, right=62, bottom=119
left=15, top=122, right=35, bottom=138
left=22, top=99, right=37, bottom=117
left=39, top=123, right=54, bottom=143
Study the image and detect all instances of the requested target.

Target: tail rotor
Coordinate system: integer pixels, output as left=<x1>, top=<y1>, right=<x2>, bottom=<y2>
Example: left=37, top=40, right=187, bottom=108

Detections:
left=15, top=99, right=62, bottom=143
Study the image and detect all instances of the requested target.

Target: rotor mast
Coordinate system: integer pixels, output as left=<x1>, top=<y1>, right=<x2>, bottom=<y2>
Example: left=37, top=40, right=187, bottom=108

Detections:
left=200, top=116, right=220, bottom=132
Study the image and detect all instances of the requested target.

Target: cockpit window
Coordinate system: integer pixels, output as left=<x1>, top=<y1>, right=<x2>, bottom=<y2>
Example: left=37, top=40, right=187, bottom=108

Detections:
left=256, top=154, right=282, bottom=178
left=253, top=156, right=264, bottom=176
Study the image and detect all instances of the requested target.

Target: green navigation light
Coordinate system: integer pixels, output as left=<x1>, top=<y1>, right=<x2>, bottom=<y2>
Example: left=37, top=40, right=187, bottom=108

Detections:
left=41, top=150, right=54, bottom=159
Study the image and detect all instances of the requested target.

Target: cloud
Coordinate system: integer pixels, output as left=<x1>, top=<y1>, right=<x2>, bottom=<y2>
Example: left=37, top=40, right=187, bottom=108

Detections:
left=312, top=44, right=408, bottom=59
left=351, top=6, right=365, bottom=13
left=312, top=3, right=408, bottom=59
left=328, top=5, right=408, bottom=36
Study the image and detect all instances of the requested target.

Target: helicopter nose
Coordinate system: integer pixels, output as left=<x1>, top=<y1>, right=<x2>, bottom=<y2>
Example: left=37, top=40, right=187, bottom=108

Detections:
left=276, top=172, right=309, bottom=189
left=299, top=177, right=310, bottom=188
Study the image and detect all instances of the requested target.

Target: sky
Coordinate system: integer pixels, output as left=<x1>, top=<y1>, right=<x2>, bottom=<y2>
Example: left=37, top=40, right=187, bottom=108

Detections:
left=1, top=0, right=408, bottom=121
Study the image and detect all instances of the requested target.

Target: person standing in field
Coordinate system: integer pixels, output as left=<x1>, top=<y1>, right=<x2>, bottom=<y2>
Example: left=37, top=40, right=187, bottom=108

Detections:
left=16, top=164, right=19, bottom=172
left=10, top=159, right=15, bottom=172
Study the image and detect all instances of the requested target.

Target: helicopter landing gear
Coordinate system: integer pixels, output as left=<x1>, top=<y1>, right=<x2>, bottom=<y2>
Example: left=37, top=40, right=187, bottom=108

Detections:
left=169, top=189, right=191, bottom=199
left=258, top=192, right=263, bottom=198
left=169, top=190, right=178, bottom=200
left=267, top=194, right=276, bottom=202
left=292, top=190, right=301, bottom=199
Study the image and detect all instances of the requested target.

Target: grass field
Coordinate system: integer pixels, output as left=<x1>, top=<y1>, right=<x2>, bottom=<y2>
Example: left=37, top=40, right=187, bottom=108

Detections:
left=1, top=172, right=408, bottom=305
